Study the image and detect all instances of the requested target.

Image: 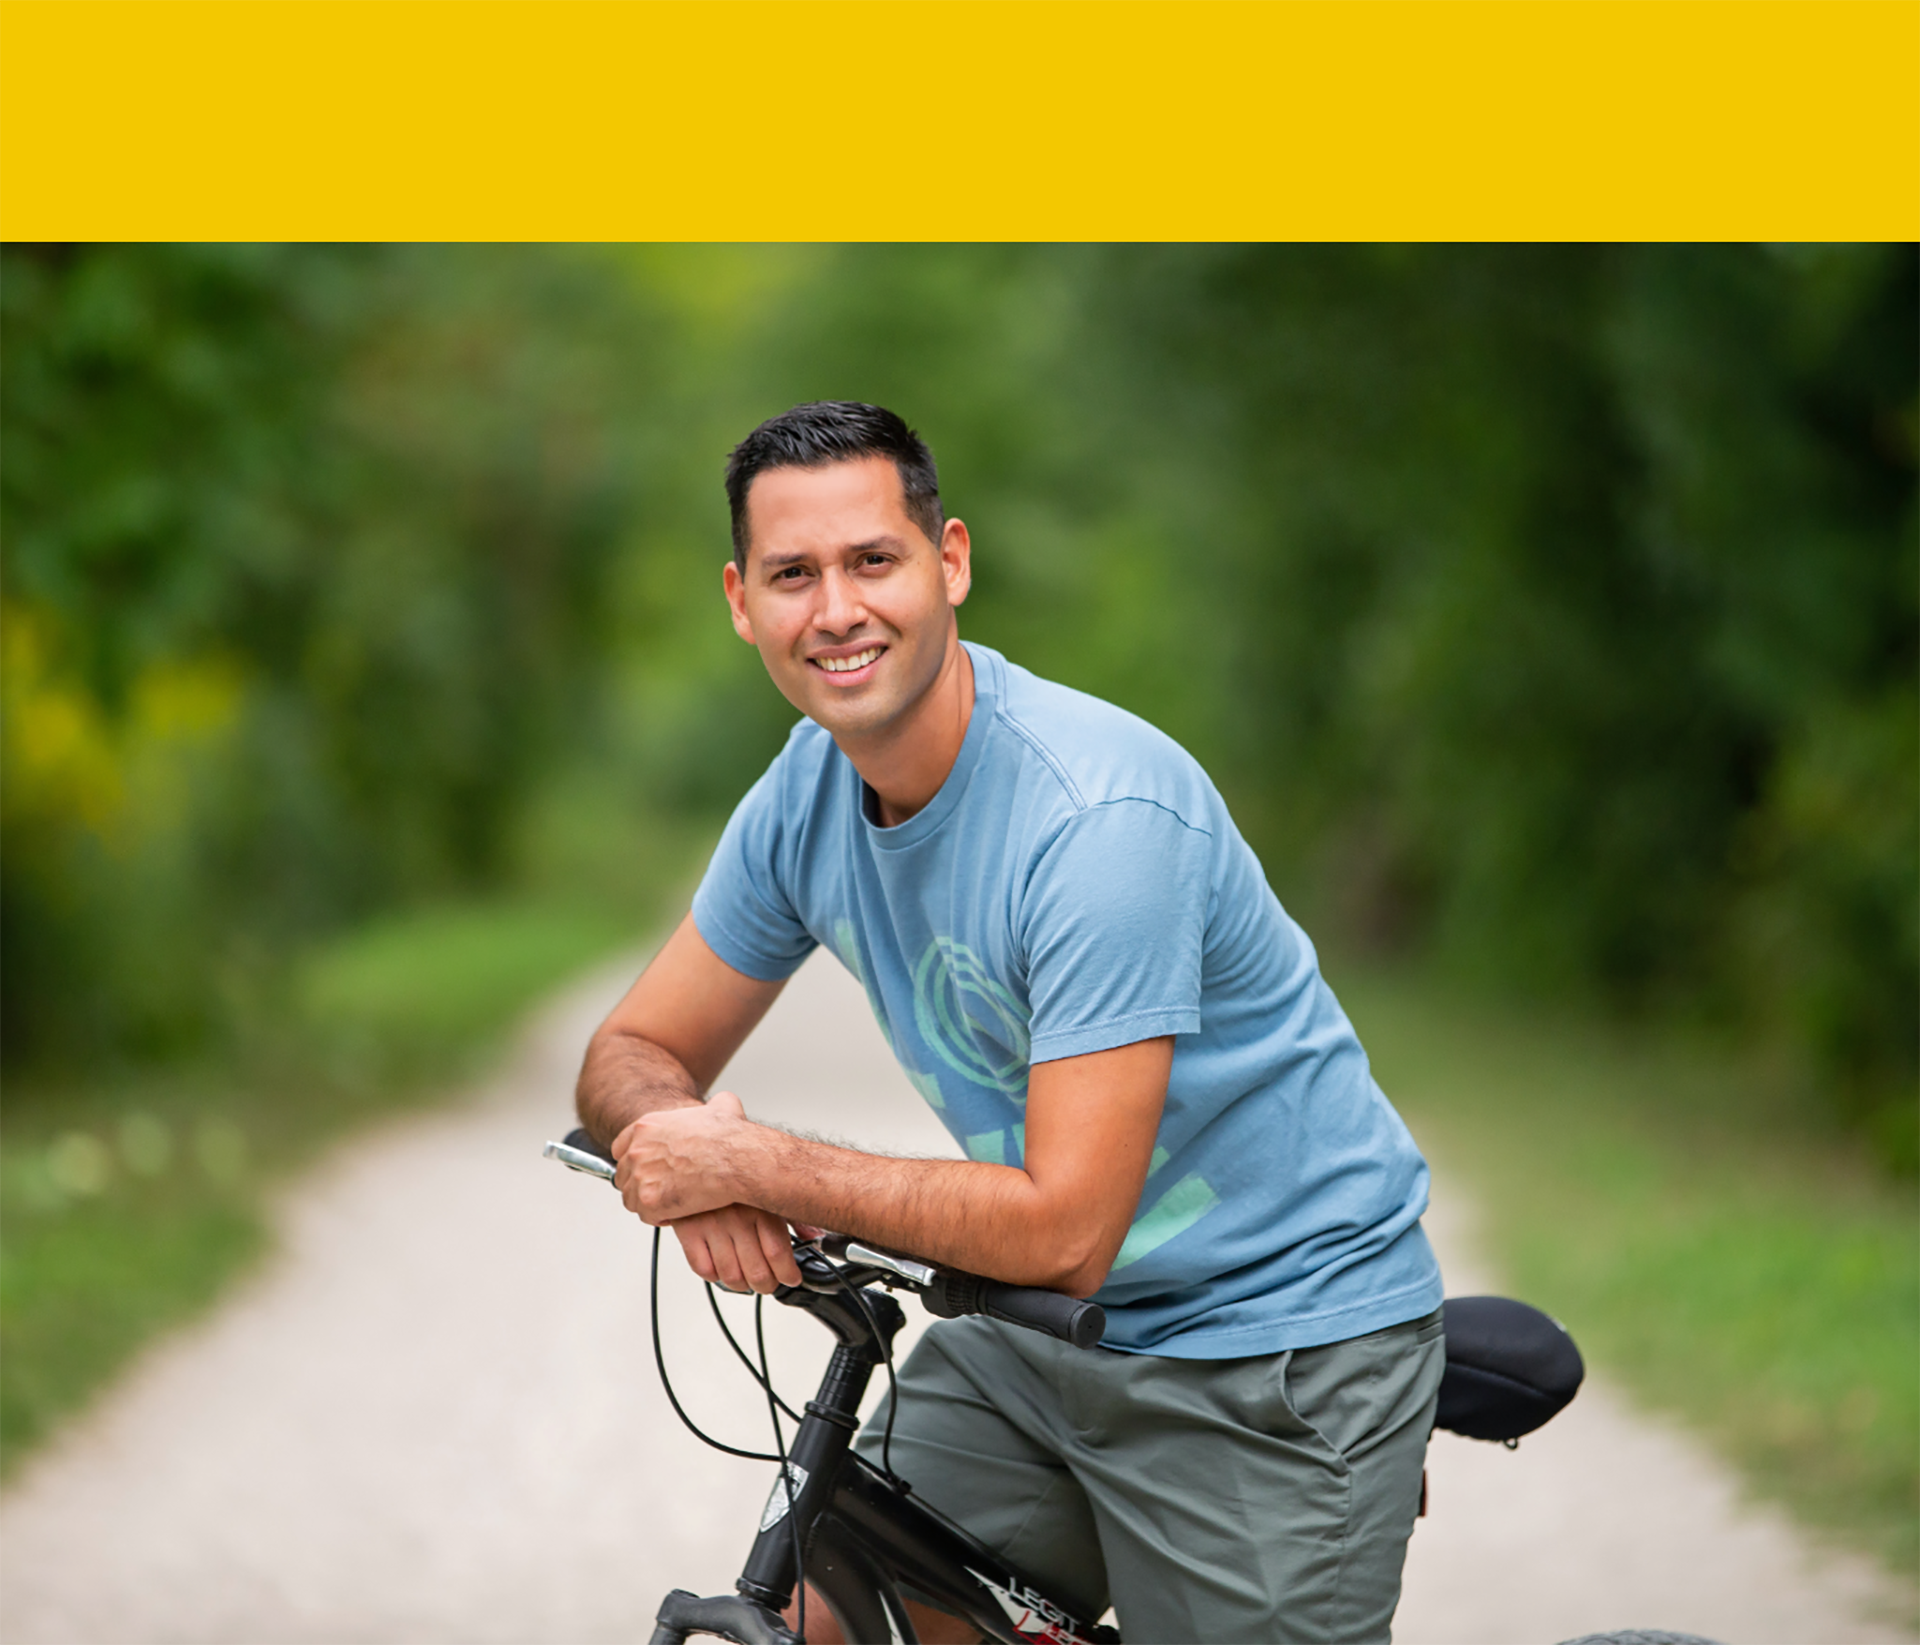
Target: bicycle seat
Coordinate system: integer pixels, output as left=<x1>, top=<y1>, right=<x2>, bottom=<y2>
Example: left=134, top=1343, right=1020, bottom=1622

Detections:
left=1435, top=1295, right=1585, bottom=1443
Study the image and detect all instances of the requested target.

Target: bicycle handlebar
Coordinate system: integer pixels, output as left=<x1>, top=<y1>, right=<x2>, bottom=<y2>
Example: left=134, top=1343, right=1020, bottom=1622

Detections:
left=546, top=1128, right=1107, bottom=1349
left=924, top=1270, right=1106, bottom=1349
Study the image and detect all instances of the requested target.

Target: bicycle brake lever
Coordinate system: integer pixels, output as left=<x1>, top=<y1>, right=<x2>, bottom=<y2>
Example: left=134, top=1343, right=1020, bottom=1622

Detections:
left=841, top=1241, right=937, bottom=1287
left=543, top=1139, right=617, bottom=1182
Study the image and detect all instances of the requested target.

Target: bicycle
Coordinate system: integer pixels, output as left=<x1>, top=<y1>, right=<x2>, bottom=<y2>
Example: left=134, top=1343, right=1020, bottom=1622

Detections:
left=545, top=1128, right=1588, bottom=1645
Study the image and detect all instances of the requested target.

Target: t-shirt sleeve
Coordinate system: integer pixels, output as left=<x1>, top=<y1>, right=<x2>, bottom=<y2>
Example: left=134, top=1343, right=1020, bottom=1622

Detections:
left=690, top=767, right=819, bottom=982
left=1020, top=799, right=1211, bottom=1064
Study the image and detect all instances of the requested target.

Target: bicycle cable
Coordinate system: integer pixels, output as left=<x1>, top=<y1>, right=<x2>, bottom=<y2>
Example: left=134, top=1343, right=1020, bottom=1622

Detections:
left=829, top=1262, right=902, bottom=1485
left=647, top=1230, right=818, bottom=1632
left=706, top=1283, right=804, bottom=1423
left=647, top=1222, right=903, bottom=1635
left=702, top=1247, right=900, bottom=1482
left=648, top=1227, right=782, bottom=1464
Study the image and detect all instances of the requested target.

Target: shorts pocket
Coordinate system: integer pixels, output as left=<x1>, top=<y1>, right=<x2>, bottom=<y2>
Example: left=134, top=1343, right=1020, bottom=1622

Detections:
left=1286, top=1313, right=1445, bottom=1464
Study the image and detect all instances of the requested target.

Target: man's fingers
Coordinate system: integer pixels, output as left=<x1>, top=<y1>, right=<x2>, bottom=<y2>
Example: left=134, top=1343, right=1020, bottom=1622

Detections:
left=669, top=1207, right=799, bottom=1295
left=674, top=1210, right=753, bottom=1292
left=716, top=1207, right=777, bottom=1294
left=674, top=1222, right=718, bottom=1284
left=731, top=1233, right=777, bottom=1295
left=687, top=1216, right=748, bottom=1291
left=758, top=1215, right=803, bottom=1288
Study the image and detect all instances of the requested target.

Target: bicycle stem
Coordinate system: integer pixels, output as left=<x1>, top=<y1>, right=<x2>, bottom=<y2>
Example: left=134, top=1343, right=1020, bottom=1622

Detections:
left=735, top=1283, right=907, bottom=1612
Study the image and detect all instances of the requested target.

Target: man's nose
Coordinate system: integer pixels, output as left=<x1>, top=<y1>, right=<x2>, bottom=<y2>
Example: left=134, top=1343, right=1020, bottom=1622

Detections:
left=815, top=566, right=868, bottom=635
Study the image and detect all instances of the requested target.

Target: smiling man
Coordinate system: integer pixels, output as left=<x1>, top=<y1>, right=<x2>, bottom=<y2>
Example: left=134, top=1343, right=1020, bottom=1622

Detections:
left=576, top=402, right=1445, bottom=1644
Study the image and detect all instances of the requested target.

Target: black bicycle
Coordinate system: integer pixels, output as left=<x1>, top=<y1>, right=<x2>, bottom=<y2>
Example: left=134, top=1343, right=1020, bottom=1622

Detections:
left=546, top=1128, right=1587, bottom=1645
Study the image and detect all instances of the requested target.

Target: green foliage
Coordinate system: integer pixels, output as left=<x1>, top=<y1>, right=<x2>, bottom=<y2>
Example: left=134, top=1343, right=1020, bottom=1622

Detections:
left=284, top=792, right=707, bottom=1087
left=1, top=244, right=659, bottom=1065
left=296, top=900, right=644, bottom=1084
left=1176, top=245, right=1920, bottom=1130
left=1344, top=966, right=1919, bottom=1590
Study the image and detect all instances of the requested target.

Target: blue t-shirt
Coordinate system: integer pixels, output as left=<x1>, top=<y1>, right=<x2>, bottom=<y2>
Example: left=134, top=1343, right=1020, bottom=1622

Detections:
left=692, top=642, right=1442, bottom=1357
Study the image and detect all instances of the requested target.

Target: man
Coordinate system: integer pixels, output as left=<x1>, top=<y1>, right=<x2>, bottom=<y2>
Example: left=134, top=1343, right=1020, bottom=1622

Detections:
left=576, top=402, right=1444, bottom=1644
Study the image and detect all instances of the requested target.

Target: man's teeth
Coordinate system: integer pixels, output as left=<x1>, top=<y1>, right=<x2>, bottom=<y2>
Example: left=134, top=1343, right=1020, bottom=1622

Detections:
left=816, top=648, right=883, bottom=674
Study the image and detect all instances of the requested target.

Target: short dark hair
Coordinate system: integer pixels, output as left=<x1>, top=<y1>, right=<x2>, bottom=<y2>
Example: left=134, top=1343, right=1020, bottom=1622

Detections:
left=724, top=401, right=944, bottom=572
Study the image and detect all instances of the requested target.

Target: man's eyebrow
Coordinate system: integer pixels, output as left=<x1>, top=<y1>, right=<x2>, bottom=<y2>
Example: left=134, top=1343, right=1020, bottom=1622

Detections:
left=759, top=536, right=906, bottom=572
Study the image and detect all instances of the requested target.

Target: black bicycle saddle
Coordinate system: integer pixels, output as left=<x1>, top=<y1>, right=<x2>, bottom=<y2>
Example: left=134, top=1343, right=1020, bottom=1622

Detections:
left=1435, top=1295, right=1585, bottom=1443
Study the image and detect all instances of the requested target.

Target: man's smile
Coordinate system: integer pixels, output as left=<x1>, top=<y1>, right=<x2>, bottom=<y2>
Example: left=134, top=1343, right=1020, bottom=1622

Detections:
left=811, top=644, right=887, bottom=677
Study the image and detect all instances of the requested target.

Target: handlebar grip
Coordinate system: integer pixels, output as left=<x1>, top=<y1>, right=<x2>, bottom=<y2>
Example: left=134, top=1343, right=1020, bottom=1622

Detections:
left=925, top=1272, right=1107, bottom=1349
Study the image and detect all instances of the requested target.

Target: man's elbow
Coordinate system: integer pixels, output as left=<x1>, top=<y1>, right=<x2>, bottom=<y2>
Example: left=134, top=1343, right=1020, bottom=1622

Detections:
left=1009, top=1190, right=1128, bottom=1295
left=1042, top=1228, right=1121, bottom=1299
left=1056, top=1262, right=1111, bottom=1300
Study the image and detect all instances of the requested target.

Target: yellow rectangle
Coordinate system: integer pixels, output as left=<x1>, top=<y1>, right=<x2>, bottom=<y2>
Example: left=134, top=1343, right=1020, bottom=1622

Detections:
left=1, top=0, right=1914, bottom=240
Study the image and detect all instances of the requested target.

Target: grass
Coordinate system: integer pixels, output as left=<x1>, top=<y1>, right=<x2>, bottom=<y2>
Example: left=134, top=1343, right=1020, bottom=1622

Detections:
left=1, top=809, right=709, bottom=1477
left=2, top=1128, right=263, bottom=1470
left=1336, top=965, right=1919, bottom=1596
left=294, top=899, right=649, bottom=1084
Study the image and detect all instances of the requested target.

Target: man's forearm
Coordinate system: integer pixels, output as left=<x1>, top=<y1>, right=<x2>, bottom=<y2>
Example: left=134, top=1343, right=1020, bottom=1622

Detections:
left=719, top=1125, right=1113, bottom=1295
left=575, top=1030, right=703, bottom=1151
left=607, top=1030, right=1166, bottom=1297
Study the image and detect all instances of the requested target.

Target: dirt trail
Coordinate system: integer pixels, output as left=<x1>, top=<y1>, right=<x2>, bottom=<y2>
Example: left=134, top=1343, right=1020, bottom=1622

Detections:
left=1, top=951, right=1910, bottom=1644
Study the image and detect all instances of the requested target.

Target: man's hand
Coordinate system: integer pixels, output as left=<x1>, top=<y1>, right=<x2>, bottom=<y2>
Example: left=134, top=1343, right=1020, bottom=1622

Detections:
left=613, top=1087, right=758, bottom=1224
left=612, top=1090, right=803, bottom=1295
left=671, top=1204, right=804, bottom=1294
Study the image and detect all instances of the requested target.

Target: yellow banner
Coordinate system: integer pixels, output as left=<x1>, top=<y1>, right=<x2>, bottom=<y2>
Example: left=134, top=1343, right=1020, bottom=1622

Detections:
left=2, top=0, right=1914, bottom=239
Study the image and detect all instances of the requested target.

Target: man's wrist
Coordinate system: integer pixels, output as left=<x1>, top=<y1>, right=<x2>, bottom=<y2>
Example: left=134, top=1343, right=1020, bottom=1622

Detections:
left=720, top=1118, right=783, bottom=1207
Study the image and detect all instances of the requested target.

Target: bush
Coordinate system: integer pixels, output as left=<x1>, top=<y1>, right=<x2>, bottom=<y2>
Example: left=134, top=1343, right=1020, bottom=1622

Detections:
left=1, top=245, right=662, bottom=1068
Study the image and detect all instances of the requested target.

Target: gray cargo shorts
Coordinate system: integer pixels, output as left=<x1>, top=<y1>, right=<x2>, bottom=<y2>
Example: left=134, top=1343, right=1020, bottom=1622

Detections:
left=853, top=1308, right=1445, bottom=1645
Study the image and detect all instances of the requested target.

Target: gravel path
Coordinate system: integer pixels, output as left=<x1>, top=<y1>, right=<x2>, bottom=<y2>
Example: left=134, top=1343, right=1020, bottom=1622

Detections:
left=1, top=949, right=1911, bottom=1644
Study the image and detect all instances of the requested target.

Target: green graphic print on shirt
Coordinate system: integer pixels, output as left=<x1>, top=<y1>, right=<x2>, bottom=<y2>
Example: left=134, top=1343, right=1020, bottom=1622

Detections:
left=893, top=932, right=1218, bottom=1263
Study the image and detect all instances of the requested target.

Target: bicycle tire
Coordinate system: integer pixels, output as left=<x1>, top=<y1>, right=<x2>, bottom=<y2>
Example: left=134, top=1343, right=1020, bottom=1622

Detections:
left=1555, top=1632, right=1728, bottom=1645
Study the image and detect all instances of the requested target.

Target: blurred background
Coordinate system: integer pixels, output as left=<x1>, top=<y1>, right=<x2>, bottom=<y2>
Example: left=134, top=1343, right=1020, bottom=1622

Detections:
left=2, top=243, right=1914, bottom=1587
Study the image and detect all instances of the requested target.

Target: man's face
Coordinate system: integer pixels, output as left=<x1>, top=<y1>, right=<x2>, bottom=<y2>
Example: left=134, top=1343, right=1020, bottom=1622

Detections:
left=723, top=455, right=971, bottom=743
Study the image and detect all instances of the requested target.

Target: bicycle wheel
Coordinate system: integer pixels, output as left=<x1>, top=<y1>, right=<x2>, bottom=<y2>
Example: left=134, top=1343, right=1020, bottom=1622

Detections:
left=1555, top=1632, right=1728, bottom=1645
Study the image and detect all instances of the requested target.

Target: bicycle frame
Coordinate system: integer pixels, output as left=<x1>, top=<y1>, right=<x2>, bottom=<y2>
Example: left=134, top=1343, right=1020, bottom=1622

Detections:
left=648, top=1269, right=1118, bottom=1645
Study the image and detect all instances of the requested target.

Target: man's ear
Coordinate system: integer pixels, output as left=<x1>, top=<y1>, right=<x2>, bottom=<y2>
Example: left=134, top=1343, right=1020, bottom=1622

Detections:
left=722, top=560, right=757, bottom=645
left=940, top=518, right=973, bottom=608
